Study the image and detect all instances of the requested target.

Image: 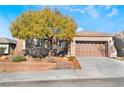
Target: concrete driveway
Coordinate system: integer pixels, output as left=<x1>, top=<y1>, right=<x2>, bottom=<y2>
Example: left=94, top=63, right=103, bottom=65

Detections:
left=1, top=57, right=124, bottom=86
left=76, top=57, right=124, bottom=77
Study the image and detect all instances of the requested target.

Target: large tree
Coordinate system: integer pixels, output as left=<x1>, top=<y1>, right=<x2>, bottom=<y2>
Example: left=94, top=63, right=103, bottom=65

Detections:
left=10, top=8, right=77, bottom=56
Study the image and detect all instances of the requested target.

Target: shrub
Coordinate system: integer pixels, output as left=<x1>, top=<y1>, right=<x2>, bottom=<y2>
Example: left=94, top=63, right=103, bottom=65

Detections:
left=68, top=56, right=76, bottom=61
left=12, top=55, right=27, bottom=62
left=27, top=47, right=49, bottom=58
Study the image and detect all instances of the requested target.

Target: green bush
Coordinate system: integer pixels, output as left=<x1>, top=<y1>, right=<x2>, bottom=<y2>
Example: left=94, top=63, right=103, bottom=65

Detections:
left=12, top=55, right=27, bottom=62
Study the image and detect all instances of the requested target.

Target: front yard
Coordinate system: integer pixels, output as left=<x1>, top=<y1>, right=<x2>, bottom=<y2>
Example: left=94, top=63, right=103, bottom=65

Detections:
left=0, top=56, right=81, bottom=72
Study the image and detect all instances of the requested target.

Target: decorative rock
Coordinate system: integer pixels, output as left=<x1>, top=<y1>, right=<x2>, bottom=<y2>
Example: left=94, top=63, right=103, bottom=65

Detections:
left=0, top=55, right=8, bottom=62
left=56, top=61, right=74, bottom=69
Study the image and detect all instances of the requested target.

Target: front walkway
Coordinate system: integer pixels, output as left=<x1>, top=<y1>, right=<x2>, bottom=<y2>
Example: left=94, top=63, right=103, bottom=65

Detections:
left=0, top=57, right=124, bottom=86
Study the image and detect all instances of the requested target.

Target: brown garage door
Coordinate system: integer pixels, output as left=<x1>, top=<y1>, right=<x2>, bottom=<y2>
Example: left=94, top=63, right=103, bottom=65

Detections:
left=76, top=41, right=108, bottom=56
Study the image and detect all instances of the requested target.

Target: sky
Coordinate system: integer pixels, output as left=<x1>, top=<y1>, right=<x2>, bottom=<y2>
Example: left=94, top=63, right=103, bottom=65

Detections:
left=0, top=5, right=124, bottom=39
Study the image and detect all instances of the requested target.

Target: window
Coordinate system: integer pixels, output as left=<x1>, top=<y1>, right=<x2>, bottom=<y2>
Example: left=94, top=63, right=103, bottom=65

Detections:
left=34, top=39, right=41, bottom=47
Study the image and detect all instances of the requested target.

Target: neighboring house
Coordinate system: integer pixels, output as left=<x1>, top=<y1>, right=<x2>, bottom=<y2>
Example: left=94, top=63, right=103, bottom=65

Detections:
left=113, top=32, right=124, bottom=57
left=0, top=38, right=16, bottom=54
left=20, top=31, right=117, bottom=57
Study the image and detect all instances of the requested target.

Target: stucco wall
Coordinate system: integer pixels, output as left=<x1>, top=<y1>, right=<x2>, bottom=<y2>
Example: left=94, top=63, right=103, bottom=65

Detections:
left=74, top=36, right=113, bottom=41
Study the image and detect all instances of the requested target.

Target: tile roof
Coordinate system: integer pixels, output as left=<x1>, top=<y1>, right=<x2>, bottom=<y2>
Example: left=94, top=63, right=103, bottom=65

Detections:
left=76, top=31, right=113, bottom=37
left=0, top=38, right=16, bottom=44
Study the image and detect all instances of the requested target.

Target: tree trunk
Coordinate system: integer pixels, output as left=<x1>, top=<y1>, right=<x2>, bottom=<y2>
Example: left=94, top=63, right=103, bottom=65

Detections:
left=14, top=39, right=24, bottom=56
left=48, top=39, right=53, bottom=57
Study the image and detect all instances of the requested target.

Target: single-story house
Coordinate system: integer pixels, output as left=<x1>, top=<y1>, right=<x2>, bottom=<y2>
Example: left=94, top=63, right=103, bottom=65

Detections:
left=19, top=31, right=117, bottom=57
left=0, top=38, right=16, bottom=54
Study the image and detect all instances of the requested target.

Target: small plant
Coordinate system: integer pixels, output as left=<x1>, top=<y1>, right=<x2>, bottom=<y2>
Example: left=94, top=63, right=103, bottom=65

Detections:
left=68, top=56, right=76, bottom=61
left=12, top=55, right=27, bottom=62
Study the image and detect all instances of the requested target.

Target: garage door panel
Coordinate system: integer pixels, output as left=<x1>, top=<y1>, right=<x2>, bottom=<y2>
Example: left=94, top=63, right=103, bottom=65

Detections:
left=76, top=41, right=107, bottom=56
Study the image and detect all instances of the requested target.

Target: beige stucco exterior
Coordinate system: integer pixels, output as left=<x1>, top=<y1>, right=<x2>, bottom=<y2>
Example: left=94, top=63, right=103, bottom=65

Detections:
left=70, top=36, right=117, bottom=57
